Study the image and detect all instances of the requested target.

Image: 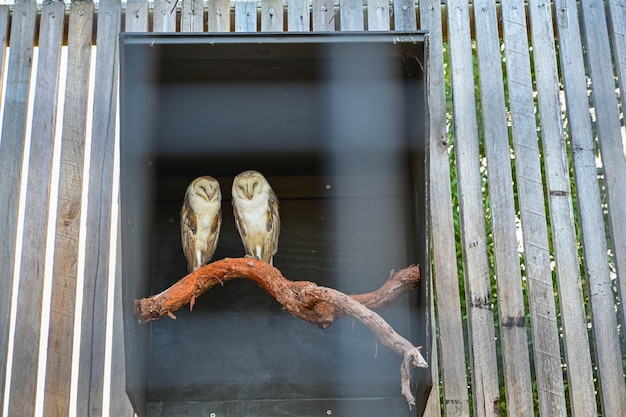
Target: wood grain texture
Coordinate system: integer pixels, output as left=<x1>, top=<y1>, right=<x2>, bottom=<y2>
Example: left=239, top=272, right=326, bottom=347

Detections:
left=153, top=0, right=177, bottom=32
left=366, top=0, right=389, bottom=31
left=125, top=0, right=149, bottom=32
left=446, top=1, right=500, bottom=416
left=75, top=0, right=121, bottom=415
left=578, top=0, right=626, bottom=414
left=261, top=0, right=284, bottom=32
left=312, top=0, right=335, bottom=31
left=503, top=2, right=565, bottom=415
left=473, top=2, right=534, bottom=416
left=235, top=1, right=257, bottom=32
left=525, top=1, right=575, bottom=415
left=419, top=1, right=469, bottom=416
left=43, top=3, right=94, bottom=416
left=0, top=6, right=9, bottom=89
left=393, top=0, right=417, bottom=31
left=207, top=0, right=231, bottom=32
left=110, top=211, right=135, bottom=416
left=0, top=0, right=37, bottom=410
left=339, top=0, right=364, bottom=31
left=538, top=2, right=602, bottom=416
left=0, top=2, right=11, bottom=408
left=552, top=2, right=603, bottom=416
left=181, top=0, right=204, bottom=32
left=288, top=0, right=309, bottom=31
left=7, top=1, right=64, bottom=415
left=606, top=0, right=626, bottom=136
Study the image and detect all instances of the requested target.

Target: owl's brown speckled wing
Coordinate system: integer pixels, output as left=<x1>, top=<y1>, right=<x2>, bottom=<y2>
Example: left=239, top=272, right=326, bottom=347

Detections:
left=180, top=198, right=198, bottom=273
left=264, top=188, right=280, bottom=263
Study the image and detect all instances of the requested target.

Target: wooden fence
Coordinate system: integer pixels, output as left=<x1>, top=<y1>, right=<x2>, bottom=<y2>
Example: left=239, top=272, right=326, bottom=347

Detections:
left=0, top=0, right=624, bottom=416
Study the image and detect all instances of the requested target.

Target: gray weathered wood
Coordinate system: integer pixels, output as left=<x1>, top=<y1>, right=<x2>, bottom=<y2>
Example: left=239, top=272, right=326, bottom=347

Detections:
left=527, top=1, right=585, bottom=415
left=0, top=6, right=9, bottom=89
left=579, top=0, right=626, bottom=415
left=503, top=1, right=565, bottom=415
left=312, top=0, right=335, bottom=31
left=607, top=0, right=626, bottom=362
left=0, top=0, right=37, bottom=409
left=207, top=0, right=231, bottom=32
left=125, top=0, right=149, bottom=32
left=446, top=1, right=500, bottom=415
left=181, top=0, right=204, bottom=32
left=261, top=0, right=284, bottom=31
left=153, top=0, right=177, bottom=32
left=339, top=0, right=364, bottom=31
left=288, top=0, right=309, bottom=31
left=419, top=1, right=469, bottom=415
left=235, top=1, right=258, bottom=32
left=7, top=2, right=64, bottom=415
left=473, top=2, right=534, bottom=415
left=552, top=1, right=605, bottom=416
left=366, top=0, right=389, bottom=31
left=606, top=1, right=626, bottom=135
left=110, top=208, right=135, bottom=416
left=393, top=0, right=416, bottom=31
left=43, top=4, right=94, bottom=416
left=75, top=1, right=121, bottom=416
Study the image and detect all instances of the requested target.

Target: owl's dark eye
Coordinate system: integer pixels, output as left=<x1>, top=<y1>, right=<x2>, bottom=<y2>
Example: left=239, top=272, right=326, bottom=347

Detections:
left=252, top=182, right=258, bottom=190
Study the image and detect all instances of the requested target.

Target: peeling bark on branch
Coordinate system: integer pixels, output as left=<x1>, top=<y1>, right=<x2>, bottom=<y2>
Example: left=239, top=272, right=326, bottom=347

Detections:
left=133, top=257, right=427, bottom=407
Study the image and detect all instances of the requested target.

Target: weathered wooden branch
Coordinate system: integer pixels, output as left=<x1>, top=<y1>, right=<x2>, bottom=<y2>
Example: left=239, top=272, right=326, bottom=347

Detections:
left=133, top=258, right=427, bottom=407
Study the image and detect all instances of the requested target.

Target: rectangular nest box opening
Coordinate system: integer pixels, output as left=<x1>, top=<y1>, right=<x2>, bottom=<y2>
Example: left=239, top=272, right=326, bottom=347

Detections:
left=120, top=32, right=431, bottom=417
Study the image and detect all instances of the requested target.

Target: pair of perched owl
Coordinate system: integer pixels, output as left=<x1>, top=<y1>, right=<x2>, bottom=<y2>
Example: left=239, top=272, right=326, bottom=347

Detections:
left=180, top=170, right=280, bottom=272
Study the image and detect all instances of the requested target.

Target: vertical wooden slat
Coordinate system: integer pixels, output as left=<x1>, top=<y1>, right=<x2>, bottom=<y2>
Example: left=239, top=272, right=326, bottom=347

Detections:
left=552, top=1, right=605, bottom=416
left=288, top=0, right=309, bottom=32
left=110, top=210, right=134, bottom=417
left=579, top=0, right=626, bottom=414
left=207, top=0, right=231, bottom=32
left=418, top=1, right=468, bottom=415
left=472, top=2, right=534, bottom=416
left=446, top=1, right=500, bottom=416
left=501, top=5, right=556, bottom=413
left=524, top=1, right=575, bottom=415
left=7, top=1, right=64, bottom=415
left=312, top=0, right=335, bottom=31
left=393, top=0, right=416, bottom=31
left=235, top=1, right=258, bottom=32
left=606, top=1, right=626, bottom=131
left=0, top=3, right=16, bottom=409
left=339, top=0, right=364, bottom=31
left=43, top=3, right=94, bottom=416
left=181, top=0, right=204, bottom=32
left=75, top=0, right=121, bottom=415
left=0, top=6, right=9, bottom=89
left=126, top=0, right=149, bottom=32
left=366, top=0, right=389, bottom=31
left=0, top=0, right=37, bottom=410
left=261, top=0, right=284, bottom=32
left=153, top=0, right=177, bottom=32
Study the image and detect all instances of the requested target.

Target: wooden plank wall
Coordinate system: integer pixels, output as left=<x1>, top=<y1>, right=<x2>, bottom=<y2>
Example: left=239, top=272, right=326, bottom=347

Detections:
left=0, top=1, right=623, bottom=416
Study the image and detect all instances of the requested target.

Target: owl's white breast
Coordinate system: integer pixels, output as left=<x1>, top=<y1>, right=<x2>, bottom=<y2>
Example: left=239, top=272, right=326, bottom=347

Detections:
left=234, top=192, right=269, bottom=234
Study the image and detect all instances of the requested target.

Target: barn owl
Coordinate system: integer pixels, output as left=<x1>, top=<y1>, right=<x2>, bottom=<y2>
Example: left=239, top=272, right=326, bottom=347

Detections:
left=181, top=176, right=222, bottom=272
left=231, top=170, right=280, bottom=265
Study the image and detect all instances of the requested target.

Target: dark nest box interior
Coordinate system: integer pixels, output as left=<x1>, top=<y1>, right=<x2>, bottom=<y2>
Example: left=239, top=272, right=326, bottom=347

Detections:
left=120, top=32, right=431, bottom=417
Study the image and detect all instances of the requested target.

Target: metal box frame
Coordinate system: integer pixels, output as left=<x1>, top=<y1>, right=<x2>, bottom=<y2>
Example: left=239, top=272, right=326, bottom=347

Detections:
left=120, top=32, right=430, bottom=417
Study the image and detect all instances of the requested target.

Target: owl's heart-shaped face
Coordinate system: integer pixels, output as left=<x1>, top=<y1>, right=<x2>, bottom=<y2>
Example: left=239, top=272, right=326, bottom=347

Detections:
left=192, top=177, right=221, bottom=203
left=232, top=171, right=266, bottom=201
